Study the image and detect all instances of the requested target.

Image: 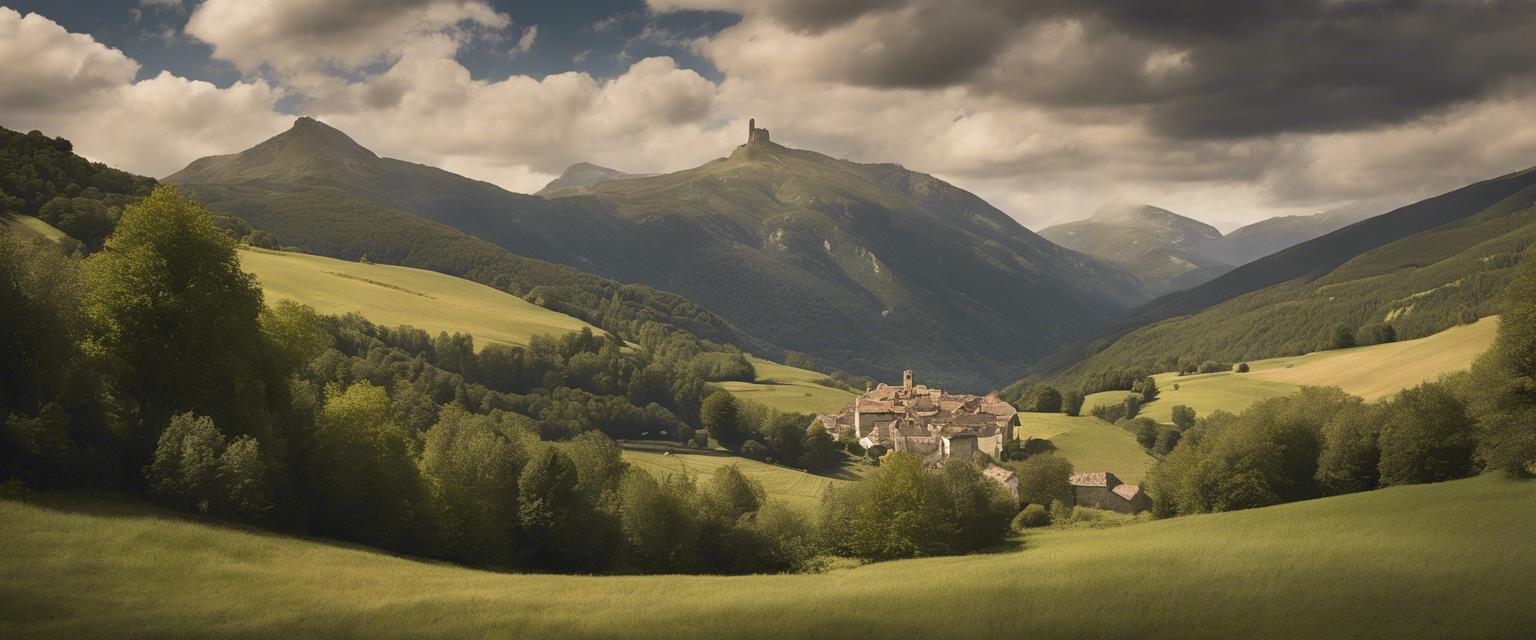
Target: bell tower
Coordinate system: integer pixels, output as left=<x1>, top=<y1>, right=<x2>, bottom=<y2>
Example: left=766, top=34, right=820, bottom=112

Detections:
left=903, top=369, right=914, bottom=391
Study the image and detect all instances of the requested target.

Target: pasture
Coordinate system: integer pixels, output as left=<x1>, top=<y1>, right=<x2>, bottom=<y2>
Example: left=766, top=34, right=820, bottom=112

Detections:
left=618, top=441, right=850, bottom=513
left=1014, top=413, right=1157, bottom=484
left=715, top=357, right=857, bottom=414
left=239, top=246, right=599, bottom=349
left=1086, top=316, right=1498, bottom=424
left=3, top=475, right=1532, bottom=639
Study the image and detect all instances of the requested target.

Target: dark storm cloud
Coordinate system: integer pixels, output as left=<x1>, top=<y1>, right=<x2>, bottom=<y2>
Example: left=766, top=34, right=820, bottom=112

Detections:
left=750, top=0, right=1536, bottom=139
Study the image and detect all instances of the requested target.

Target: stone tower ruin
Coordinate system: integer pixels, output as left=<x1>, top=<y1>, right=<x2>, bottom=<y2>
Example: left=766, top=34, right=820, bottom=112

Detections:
left=748, top=118, right=771, bottom=144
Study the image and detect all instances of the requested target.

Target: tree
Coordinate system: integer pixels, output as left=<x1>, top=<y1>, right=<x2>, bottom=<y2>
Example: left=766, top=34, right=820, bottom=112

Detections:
left=1153, top=426, right=1182, bottom=455
left=1132, top=417, right=1160, bottom=450
left=1133, top=376, right=1159, bottom=402
left=1170, top=405, right=1197, bottom=430
left=1234, top=362, right=1250, bottom=373
left=1355, top=322, right=1397, bottom=346
left=763, top=413, right=808, bottom=466
left=1378, top=383, right=1475, bottom=486
left=1061, top=390, right=1085, bottom=417
left=1468, top=245, right=1536, bottom=476
left=1122, top=395, right=1141, bottom=420
left=517, top=446, right=594, bottom=569
left=307, top=382, right=422, bottom=547
left=1010, top=454, right=1073, bottom=508
left=1315, top=402, right=1381, bottom=495
left=1330, top=325, right=1357, bottom=350
left=700, top=390, right=746, bottom=448
left=84, top=187, right=271, bottom=452
left=800, top=427, right=839, bottom=472
left=1021, top=384, right=1062, bottom=413
left=146, top=413, right=225, bottom=513
left=418, top=406, right=528, bottom=562
left=217, top=436, right=272, bottom=521
left=618, top=472, right=699, bottom=572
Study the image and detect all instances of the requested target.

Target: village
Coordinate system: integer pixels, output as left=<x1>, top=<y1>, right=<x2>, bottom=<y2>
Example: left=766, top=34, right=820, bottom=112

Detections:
left=813, top=371, right=1151, bottom=513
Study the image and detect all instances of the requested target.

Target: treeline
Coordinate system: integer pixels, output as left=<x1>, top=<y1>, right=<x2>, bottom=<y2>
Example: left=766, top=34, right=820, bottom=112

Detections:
left=0, top=127, right=156, bottom=252
left=1148, top=247, right=1536, bottom=515
left=1, top=187, right=1022, bottom=572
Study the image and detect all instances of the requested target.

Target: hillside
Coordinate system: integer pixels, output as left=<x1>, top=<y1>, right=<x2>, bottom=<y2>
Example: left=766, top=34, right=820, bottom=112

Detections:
left=238, top=246, right=847, bottom=414
left=1084, top=316, right=1499, bottom=423
left=616, top=441, right=852, bottom=513
left=238, top=246, right=600, bottom=349
left=1032, top=164, right=1536, bottom=387
left=1040, top=204, right=1232, bottom=295
left=169, top=118, right=1145, bottom=390
left=5, top=475, right=1533, bottom=639
left=1015, top=413, right=1156, bottom=484
left=537, top=162, right=652, bottom=194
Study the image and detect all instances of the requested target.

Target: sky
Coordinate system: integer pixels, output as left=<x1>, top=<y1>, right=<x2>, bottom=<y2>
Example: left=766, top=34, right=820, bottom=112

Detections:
left=3, top=0, right=1536, bottom=231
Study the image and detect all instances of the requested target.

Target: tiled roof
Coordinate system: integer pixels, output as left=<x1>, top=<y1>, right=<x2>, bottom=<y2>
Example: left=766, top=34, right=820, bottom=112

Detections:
left=1070, top=472, right=1122, bottom=487
left=1111, top=484, right=1141, bottom=500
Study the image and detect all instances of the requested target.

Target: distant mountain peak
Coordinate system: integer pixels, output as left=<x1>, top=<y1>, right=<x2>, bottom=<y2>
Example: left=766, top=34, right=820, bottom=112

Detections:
left=165, top=116, right=381, bottom=184
left=537, top=162, right=653, bottom=194
left=1088, top=203, right=1222, bottom=238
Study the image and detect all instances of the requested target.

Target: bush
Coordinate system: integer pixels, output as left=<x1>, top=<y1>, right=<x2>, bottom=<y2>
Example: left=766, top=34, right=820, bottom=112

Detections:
left=1378, top=383, right=1475, bottom=486
left=1010, top=454, right=1073, bottom=508
left=146, top=413, right=225, bottom=513
left=1020, top=384, right=1062, bottom=413
left=1234, top=362, right=1250, bottom=373
left=1153, top=426, right=1182, bottom=456
left=1011, top=504, right=1051, bottom=530
left=1122, top=395, right=1141, bottom=420
left=821, top=453, right=1012, bottom=560
left=1131, top=417, right=1159, bottom=450
left=1355, top=322, right=1397, bottom=347
left=740, top=440, right=769, bottom=461
left=1061, top=390, right=1085, bottom=416
left=1170, top=405, right=1197, bottom=430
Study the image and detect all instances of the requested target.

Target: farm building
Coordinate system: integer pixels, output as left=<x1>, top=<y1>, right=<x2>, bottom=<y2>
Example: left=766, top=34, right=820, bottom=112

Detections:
left=813, top=370, right=1018, bottom=464
left=1069, top=472, right=1151, bottom=514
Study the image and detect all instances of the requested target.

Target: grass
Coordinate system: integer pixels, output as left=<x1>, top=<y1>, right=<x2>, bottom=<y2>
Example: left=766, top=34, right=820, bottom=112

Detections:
left=715, top=358, right=858, bottom=415
left=1086, top=317, right=1499, bottom=424
left=1014, top=413, right=1157, bottom=484
left=239, top=246, right=600, bottom=349
left=0, top=213, right=69, bottom=243
left=617, top=441, right=850, bottom=513
left=3, top=475, right=1533, bottom=639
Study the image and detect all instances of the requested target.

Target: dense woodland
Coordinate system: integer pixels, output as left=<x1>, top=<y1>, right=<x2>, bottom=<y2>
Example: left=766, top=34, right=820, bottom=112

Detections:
left=0, top=187, right=1016, bottom=573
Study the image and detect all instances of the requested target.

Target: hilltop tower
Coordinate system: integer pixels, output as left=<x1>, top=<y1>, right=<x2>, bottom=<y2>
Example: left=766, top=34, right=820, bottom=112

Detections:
left=748, top=118, right=771, bottom=144
left=903, top=369, right=914, bottom=391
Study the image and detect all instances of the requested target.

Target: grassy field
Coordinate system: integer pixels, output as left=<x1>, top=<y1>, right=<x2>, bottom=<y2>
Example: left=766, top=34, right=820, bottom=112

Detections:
left=1086, top=317, right=1498, bottom=424
left=239, top=246, right=600, bottom=349
left=1014, top=413, right=1156, bottom=484
left=0, top=214, right=69, bottom=243
left=617, top=441, right=850, bottom=513
left=715, top=358, right=858, bottom=415
left=4, top=475, right=1532, bottom=639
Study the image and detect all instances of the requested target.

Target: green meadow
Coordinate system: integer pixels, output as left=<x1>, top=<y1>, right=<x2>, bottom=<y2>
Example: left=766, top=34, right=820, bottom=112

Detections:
left=715, top=358, right=858, bottom=414
left=1086, top=316, right=1498, bottom=423
left=1014, top=413, right=1157, bottom=483
left=4, top=475, right=1531, bottom=640
left=238, top=246, right=599, bottom=349
left=617, top=441, right=853, bottom=513
left=0, top=213, right=69, bottom=244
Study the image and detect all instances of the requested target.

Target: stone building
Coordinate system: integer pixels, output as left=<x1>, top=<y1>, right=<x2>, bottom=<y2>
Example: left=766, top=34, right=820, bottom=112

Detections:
left=1069, top=472, right=1151, bottom=514
left=813, top=370, right=1018, bottom=465
left=748, top=118, right=771, bottom=144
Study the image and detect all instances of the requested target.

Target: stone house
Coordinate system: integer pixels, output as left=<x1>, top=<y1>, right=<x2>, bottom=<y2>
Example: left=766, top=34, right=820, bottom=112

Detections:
left=1069, top=472, right=1151, bottom=514
left=983, top=465, right=1019, bottom=501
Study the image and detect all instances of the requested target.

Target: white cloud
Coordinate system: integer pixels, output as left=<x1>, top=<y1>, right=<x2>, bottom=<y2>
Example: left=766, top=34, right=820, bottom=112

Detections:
left=511, top=25, right=537, bottom=56
left=0, top=9, right=287, bottom=177
left=185, top=0, right=510, bottom=76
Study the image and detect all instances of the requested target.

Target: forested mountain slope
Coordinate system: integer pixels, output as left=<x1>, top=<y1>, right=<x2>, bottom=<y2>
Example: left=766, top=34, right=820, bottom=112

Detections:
left=1029, top=165, right=1536, bottom=384
left=1036, top=167, right=1536, bottom=387
left=170, top=118, right=1145, bottom=390
left=1204, top=208, right=1372, bottom=265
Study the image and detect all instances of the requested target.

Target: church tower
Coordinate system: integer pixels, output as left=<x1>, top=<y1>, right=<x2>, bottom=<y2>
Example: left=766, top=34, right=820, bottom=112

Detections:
left=748, top=118, right=770, bottom=144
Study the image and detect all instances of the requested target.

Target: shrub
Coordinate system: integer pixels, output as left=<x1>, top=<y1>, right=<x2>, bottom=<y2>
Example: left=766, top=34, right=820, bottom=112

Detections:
left=1234, top=362, right=1250, bottom=373
left=1153, top=426, right=1182, bottom=456
left=1131, top=417, right=1159, bottom=449
left=1378, top=383, right=1476, bottom=486
left=1061, top=390, right=1085, bottom=416
left=740, top=440, right=769, bottom=461
left=1355, top=322, right=1397, bottom=347
left=1122, top=395, right=1141, bottom=420
left=146, top=413, right=225, bottom=513
left=1010, top=454, right=1073, bottom=508
left=1020, top=384, right=1062, bottom=413
left=1012, top=504, right=1051, bottom=530
left=1170, top=405, right=1197, bottom=430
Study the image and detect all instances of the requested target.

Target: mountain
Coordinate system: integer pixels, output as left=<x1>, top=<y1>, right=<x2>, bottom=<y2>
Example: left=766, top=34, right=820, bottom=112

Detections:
left=1204, top=208, right=1373, bottom=265
left=1023, top=163, right=1536, bottom=388
left=536, top=162, right=652, bottom=194
left=169, top=118, right=1145, bottom=390
left=1039, top=204, right=1233, bottom=295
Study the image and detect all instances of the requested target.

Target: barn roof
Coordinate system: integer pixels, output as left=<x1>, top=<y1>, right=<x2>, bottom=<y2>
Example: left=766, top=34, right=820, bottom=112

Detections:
left=1111, top=484, right=1142, bottom=500
left=1069, top=472, right=1123, bottom=488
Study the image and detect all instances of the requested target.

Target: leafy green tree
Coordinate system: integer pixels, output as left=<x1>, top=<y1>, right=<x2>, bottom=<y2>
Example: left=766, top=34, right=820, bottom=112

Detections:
left=800, top=426, right=839, bottom=472
left=1315, top=402, right=1381, bottom=495
left=1170, top=405, right=1197, bottom=430
left=938, top=461, right=1015, bottom=551
left=84, top=187, right=272, bottom=452
left=1234, top=362, right=1250, bottom=373
left=146, top=413, right=225, bottom=513
left=1133, top=376, right=1159, bottom=402
left=1354, top=322, right=1397, bottom=346
left=1378, top=383, right=1475, bottom=486
left=618, top=472, right=700, bottom=572
left=1020, top=384, right=1062, bottom=413
left=1330, top=325, right=1356, bottom=350
left=1153, top=426, right=1182, bottom=455
left=763, top=413, right=808, bottom=465
left=821, top=453, right=951, bottom=560
left=1132, top=417, right=1160, bottom=449
left=566, top=430, right=628, bottom=509
left=217, top=435, right=272, bottom=521
left=418, top=406, right=528, bottom=562
left=307, top=382, right=422, bottom=547
left=1061, top=389, right=1085, bottom=417
left=1121, top=394, right=1141, bottom=420
left=1468, top=246, right=1536, bottom=476
left=518, top=446, right=598, bottom=569
left=700, top=390, right=746, bottom=448
left=1009, top=454, right=1073, bottom=508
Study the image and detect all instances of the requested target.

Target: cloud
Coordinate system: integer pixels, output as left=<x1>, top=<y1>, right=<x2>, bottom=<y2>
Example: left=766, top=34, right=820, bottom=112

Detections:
left=185, top=0, right=510, bottom=75
left=511, top=24, right=537, bottom=56
left=0, top=9, right=287, bottom=177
